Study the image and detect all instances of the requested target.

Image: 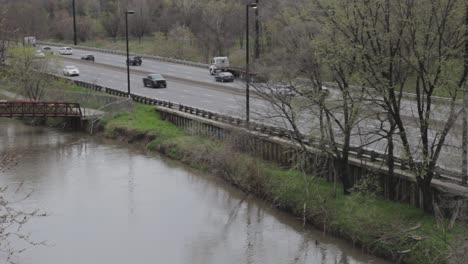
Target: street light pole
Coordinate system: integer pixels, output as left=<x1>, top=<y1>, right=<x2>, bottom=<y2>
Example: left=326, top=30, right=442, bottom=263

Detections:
left=254, top=0, right=260, bottom=59
left=463, top=4, right=468, bottom=184
left=125, top=10, right=135, bottom=97
left=246, top=3, right=258, bottom=122
left=72, top=0, right=77, bottom=45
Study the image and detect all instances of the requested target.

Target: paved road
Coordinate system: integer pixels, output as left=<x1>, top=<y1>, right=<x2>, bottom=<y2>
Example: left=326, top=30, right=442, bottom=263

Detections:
left=50, top=46, right=240, bottom=90
left=46, top=46, right=464, bottom=176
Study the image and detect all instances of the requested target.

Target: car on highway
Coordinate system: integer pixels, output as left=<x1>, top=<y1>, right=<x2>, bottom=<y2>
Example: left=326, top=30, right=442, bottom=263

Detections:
left=41, top=46, right=53, bottom=54
left=214, top=72, right=234, bottom=83
left=58, top=47, right=73, bottom=55
left=81, top=54, right=95, bottom=62
left=34, top=50, right=46, bottom=59
left=143, top=74, right=167, bottom=88
left=127, top=56, right=142, bottom=66
left=63, top=66, right=80, bottom=76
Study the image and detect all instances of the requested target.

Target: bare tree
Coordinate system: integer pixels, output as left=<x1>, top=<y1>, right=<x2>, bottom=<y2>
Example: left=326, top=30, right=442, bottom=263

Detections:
left=130, top=0, right=151, bottom=43
left=310, top=0, right=465, bottom=212
left=6, top=47, right=54, bottom=100
left=100, top=1, right=123, bottom=41
left=0, top=152, right=46, bottom=263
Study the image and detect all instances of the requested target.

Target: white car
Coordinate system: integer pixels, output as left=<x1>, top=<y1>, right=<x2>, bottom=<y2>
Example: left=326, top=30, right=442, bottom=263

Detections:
left=34, top=50, right=45, bottom=58
left=63, top=66, right=80, bottom=76
left=58, top=47, right=73, bottom=55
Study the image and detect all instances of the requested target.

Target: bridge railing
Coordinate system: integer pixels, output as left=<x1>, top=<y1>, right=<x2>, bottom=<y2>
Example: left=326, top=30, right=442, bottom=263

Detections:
left=0, top=101, right=82, bottom=117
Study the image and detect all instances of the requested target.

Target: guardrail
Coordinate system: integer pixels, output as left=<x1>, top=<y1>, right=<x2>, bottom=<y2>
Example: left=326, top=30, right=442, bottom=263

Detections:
left=39, top=40, right=461, bottom=107
left=37, top=41, right=210, bottom=69
left=50, top=74, right=464, bottom=184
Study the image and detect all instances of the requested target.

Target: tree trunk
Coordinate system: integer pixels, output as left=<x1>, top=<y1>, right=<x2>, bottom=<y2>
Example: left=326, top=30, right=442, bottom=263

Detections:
left=420, top=176, right=434, bottom=212
left=385, top=117, right=397, bottom=200
left=340, top=152, right=352, bottom=195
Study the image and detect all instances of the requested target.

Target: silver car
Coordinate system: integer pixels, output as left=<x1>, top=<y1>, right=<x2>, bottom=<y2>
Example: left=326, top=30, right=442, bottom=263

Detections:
left=63, top=66, right=80, bottom=76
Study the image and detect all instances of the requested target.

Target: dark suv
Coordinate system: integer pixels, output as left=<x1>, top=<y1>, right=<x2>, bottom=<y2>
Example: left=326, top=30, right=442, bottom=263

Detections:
left=127, top=56, right=142, bottom=66
left=143, top=74, right=167, bottom=88
left=81, top=54, right=95, bottom=62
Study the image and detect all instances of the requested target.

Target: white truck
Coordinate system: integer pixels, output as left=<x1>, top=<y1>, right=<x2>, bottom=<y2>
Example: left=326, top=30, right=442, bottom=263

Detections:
left=24, top=36, right=37, bottom=47
left=209, top=57, right=230, bottom=75
left=209, top=56, right=246, bottom=78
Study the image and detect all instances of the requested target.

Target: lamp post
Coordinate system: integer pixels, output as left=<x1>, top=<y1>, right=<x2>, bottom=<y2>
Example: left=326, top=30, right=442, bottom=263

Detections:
left=254, top=0, right=260, bottom=59
left=125, top=10, right=135, bottom=97
left=72, top=0, right=77, bottom=45
left=246, top=2, right=258, bottom=122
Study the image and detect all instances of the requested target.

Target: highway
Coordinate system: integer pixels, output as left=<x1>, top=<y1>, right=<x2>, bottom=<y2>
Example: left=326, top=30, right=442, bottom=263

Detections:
left=45, top=45, right=464, bottom=176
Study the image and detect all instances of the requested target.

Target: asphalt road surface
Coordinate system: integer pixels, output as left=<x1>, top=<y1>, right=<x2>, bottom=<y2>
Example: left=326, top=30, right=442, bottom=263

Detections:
left=46, top=45, right=464, bottom=176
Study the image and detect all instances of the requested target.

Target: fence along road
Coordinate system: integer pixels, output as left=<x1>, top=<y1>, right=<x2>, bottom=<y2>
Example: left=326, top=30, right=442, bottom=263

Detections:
left=42, top=43, right=465, bottom=182
left=39, top=41, right=461, bottom=126
left=50, top=69, right=465, bottom=186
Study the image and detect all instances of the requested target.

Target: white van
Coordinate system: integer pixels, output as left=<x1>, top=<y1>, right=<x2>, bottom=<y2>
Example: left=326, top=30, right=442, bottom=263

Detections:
left=58, top=47, right=73, bottom=55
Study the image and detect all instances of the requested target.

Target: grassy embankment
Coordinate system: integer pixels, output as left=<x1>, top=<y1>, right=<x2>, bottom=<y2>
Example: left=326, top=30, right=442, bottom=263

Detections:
left=104, top=103, right=467, bottom=264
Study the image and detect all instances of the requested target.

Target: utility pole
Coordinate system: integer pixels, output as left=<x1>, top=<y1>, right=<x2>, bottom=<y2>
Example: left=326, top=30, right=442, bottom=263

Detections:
left=246, top=4, right=251, bottom=122
left=72, top=0, right=77, bottom=45
left=125, top=11, right=135, bottom=97
left=463, top=4, right=468, bottom=184
left=254, top=0, right=260, bottom=59
left=245, top=3, right=258, bottom=122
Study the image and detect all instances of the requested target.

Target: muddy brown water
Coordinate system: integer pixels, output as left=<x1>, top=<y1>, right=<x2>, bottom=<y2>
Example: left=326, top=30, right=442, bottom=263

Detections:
left=0, top=119, right=390, bottom=264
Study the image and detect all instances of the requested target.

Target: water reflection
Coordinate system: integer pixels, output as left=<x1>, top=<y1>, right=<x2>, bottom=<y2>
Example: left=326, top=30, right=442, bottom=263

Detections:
left=0, top=119, right=389, bottom=264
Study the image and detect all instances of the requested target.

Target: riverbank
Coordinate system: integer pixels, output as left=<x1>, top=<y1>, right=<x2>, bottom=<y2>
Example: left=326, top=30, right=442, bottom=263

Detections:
left=103, top=103, right=467, bottom=264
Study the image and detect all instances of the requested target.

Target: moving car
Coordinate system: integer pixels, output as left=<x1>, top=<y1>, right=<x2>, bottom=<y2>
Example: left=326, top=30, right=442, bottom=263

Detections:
left=127, top=56, right=142, bottom=66
left=143, top=74, right=167, bottom=88
left=58, top=47, right=73, bottom=55
left=34, top=50, right=45, bottom=58
left=81, top=54, right=95, bottom=62
left=41, top=46, right=53, bottom=53
left=214, top=72, right=234, bottom=83
left=63, top=66, right=80, bottom=76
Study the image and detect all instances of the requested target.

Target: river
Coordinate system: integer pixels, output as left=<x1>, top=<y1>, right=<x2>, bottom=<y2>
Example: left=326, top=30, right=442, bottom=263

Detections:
left=0, top=119, right=389, bottom=264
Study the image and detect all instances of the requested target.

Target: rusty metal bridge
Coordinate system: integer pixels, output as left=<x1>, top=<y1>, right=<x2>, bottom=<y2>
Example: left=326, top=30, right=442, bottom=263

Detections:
left=0, top=101, right=82, bottom=118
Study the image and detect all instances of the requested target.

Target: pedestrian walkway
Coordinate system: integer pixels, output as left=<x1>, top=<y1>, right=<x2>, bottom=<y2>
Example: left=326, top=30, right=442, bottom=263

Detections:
left=0, top=89, right=104, bottom=117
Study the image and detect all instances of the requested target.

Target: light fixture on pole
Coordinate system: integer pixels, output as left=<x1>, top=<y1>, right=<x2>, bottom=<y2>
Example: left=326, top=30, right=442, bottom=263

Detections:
left=245, top=2, right=258, bottom=122
left=125, top=10, right=135, bottom=97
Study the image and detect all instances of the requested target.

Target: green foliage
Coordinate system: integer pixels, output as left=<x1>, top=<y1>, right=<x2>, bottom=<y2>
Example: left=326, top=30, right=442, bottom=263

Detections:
left=106, top=104, right=184, bottom=140
left=103, top=102, right=467, bottom=263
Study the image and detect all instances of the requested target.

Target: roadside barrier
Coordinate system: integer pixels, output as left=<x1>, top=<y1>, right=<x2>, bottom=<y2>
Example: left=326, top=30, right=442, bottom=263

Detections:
left=37, top=41, right=210, bottom=69
left=49, top=73, right=465, bottom=185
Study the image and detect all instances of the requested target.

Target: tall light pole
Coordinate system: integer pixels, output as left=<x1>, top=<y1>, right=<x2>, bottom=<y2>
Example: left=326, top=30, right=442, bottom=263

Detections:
left=254, top=0, right=260, bottom=60
left=125, top=10, right=135, bottom=97
left=246, top=2, right=258, bottom=122
left=463, top=4, right=468, bottom=184
left=72, top=0, right=77, bottom=45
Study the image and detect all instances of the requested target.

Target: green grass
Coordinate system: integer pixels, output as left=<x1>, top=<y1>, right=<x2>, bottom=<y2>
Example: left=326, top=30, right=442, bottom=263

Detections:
left=49, top=78, right=101, bottom=94
left=106, top=104, right=184, bottom=140
left=102, top=102, right=468, bottom=263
